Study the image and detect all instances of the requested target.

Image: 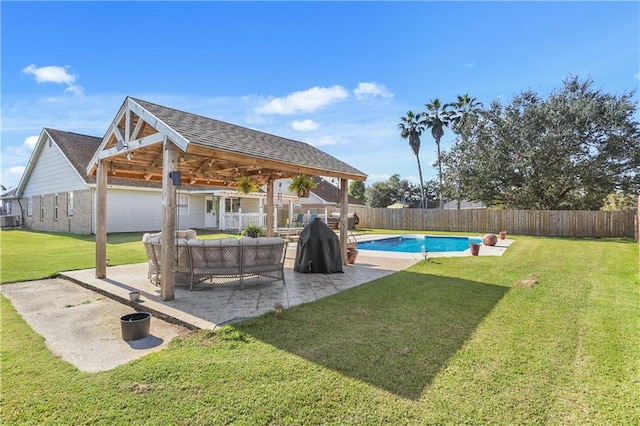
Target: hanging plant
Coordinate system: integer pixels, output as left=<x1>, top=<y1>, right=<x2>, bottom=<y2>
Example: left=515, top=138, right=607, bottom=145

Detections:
left=288, top=174, right=317, bottom=198
left=235, top=175, right=259, bottom=194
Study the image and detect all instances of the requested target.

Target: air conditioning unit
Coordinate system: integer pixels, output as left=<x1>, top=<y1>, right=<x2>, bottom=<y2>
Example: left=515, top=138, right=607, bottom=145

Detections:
left=0, top=215, right=20, bottom=229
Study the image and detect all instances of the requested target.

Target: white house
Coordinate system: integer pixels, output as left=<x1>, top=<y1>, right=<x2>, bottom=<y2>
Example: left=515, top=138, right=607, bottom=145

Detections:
left=12, top=128, right=308, bottom=234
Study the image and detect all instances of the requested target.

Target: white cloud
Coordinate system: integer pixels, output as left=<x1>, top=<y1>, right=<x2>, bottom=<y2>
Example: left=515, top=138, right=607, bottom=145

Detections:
left=464, top=61, right=476, bottom=68
left=255, top=85, right=349, bottom=115
left=23, top=135, right=39, bottom=150
left=22, top=64, right=75, bottom=84
left=635, top=72, right=640, bottom=80
left=353, top=82, right=393, bottom=101
left=1, top=166, right=25, bottom=189
left=22, top=64, right=84, bottom=96
left=291, top=119, right=320, bottom=131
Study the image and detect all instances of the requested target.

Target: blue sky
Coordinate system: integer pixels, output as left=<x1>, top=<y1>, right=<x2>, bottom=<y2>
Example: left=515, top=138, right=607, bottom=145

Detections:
left=2, top=1, right=639, bottom=191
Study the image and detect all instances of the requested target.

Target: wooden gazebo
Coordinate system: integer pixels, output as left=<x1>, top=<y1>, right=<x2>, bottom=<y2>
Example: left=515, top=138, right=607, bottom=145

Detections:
left=86, top=97, right=367, bottom=300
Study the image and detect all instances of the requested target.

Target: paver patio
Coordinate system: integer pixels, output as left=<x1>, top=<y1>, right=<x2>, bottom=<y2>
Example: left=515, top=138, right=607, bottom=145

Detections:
left=61, top=245, right=421, bottom=330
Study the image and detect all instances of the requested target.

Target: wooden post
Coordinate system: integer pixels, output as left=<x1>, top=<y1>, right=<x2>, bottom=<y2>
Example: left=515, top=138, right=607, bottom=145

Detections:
left=266, top=177, right=274, bottom=237
left=340, top=178, right=348, bottom=264
left=95, top=158, right=108, bottom=278
left=160, top=137, right=177, bottom=301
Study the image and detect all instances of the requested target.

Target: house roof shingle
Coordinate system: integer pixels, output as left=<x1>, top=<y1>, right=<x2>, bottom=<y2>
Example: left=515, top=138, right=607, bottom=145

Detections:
left=44, top=128, right=102, bottom=183
left=310, top=176, right=365, bottom=205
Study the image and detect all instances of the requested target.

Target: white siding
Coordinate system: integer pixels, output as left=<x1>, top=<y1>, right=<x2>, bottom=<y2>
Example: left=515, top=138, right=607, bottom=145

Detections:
left=22, top=137, right=87, bottom=197
left=94, top=188, right=206, bottom=233
left=104, top=189, right=163, bottom=233
left=175, top=193, right=205, bottom=230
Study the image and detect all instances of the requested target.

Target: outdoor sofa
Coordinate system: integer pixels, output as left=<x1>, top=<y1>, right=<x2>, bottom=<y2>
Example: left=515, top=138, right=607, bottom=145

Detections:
left=142, top=230, right=287, bottom=290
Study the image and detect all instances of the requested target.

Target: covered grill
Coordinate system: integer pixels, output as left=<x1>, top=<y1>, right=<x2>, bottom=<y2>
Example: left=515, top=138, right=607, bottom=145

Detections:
left=294, top=218, right=343, bottom=274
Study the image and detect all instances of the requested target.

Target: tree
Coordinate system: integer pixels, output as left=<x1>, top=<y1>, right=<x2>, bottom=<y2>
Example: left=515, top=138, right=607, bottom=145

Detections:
left=421, top=99, right=450, bottom=208
left=447, top=93, right=483, bottom=140
left=442, top=94, right=484, bottom=209
left=398, top=111, right=426, bottom=208
left=348, top=180, right=366, bottom=203
left=365, top=174, right=414, bottom=208
left=601, top=192, right=637, bottom=211
left=442, top=76, right=640, bottom=210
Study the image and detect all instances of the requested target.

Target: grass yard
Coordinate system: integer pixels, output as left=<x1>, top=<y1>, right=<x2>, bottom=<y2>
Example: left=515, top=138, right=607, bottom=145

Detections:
left=1, top=229, right=638, bottom=424
left=0, top=229, right=236, bottom=283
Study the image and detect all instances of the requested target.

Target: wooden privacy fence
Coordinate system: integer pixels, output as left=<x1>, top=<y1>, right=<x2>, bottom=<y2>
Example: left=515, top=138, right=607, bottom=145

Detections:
left=345, top=207, right=636, bottom=238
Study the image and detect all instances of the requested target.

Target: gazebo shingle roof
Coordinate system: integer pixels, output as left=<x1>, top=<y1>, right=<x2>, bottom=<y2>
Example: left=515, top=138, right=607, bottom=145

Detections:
left=130, top=98, right=367, bottom=179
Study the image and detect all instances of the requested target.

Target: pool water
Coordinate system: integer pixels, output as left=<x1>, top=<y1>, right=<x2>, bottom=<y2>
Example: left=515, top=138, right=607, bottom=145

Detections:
left=358, top=235, right=480, bottom=253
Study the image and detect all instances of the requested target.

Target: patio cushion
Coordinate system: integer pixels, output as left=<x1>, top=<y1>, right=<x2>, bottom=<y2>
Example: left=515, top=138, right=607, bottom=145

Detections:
left=239, top=237, right=258, bottom=246
left=221, top=237, right=240, bottom=246
left=257, top=237, right=285, bottom=245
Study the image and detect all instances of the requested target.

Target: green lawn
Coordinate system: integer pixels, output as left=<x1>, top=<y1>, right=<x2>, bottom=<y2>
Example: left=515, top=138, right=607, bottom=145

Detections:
left=1, top=229, right=638, bottom=424
left=0, top=229, right=236, bottom=283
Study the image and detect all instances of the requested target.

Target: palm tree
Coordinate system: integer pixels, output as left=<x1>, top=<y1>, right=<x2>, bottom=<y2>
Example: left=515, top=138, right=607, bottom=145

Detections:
left=447, top=93, right=483, bottom=134
left=421, top=99, right=449, bottom=209
left=445, top=94, right=483, bottom=209
left=398, top=111, right=426, bottom=209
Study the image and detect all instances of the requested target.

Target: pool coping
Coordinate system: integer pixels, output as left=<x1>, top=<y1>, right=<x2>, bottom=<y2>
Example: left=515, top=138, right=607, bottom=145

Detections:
left=352, top=234, right=515, bottom=259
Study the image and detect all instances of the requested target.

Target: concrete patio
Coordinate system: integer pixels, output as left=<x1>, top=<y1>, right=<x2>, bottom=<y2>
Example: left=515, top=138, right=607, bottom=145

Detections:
left=61, top=245, right=422, bottom=330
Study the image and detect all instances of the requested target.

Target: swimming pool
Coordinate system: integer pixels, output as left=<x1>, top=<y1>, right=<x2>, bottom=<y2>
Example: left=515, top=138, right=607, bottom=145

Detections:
left=358, top=235, right=481, bottom=253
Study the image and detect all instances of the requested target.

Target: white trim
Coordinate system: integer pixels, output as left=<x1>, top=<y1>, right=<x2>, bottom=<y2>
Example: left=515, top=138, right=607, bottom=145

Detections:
left=17, top=129, right=89, bottom=196
left=86, top=97, right=190, bottom=175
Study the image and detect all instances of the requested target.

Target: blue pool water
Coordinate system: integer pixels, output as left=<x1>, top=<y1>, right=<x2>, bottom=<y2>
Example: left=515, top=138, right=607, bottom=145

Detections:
left=358, top=235, right=480, bottom=253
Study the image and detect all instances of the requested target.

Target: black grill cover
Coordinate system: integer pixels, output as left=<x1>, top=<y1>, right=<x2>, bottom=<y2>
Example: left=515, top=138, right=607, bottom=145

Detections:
left=294, top=218, right=343, bottom=273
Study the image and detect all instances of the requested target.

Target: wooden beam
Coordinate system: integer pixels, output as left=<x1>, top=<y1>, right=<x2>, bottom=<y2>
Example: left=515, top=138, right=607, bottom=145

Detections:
left=95, top=159, right=108, bottom=278
left=160, top=137, right=177, bottom=301
left=98, top=132, right=165, bottom=161
left=340, top=178, right=348, bottom=265
left=129, top=132, right=165, bottom=149
left=130, top=113, right=144, bottom=140
left=266, top=177, right=274, bottom=237
left=129, top=99, right=190, bottom=151
left=125, top=109, right=131, bottom=144
left=113, top=126, right=125, bottom=147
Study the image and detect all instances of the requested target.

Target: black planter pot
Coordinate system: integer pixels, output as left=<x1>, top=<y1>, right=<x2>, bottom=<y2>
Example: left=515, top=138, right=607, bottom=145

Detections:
left=120, top=312, right=151, bottom=341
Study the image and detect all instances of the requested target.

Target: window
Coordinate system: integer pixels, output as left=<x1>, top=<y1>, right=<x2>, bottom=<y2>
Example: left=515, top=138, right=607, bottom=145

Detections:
left=54, top=194, right=59, bottom=221
left=27, top=197, right=33, bottom=216
left=206, top=198, right=214, bottom=214
left=67, top=192, right=74, bottom=215
left=177, top=193, right=189, bottom=215
left=225, top=198, right=241, bottom=213
left=40, top=195, right=45, bottom=221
